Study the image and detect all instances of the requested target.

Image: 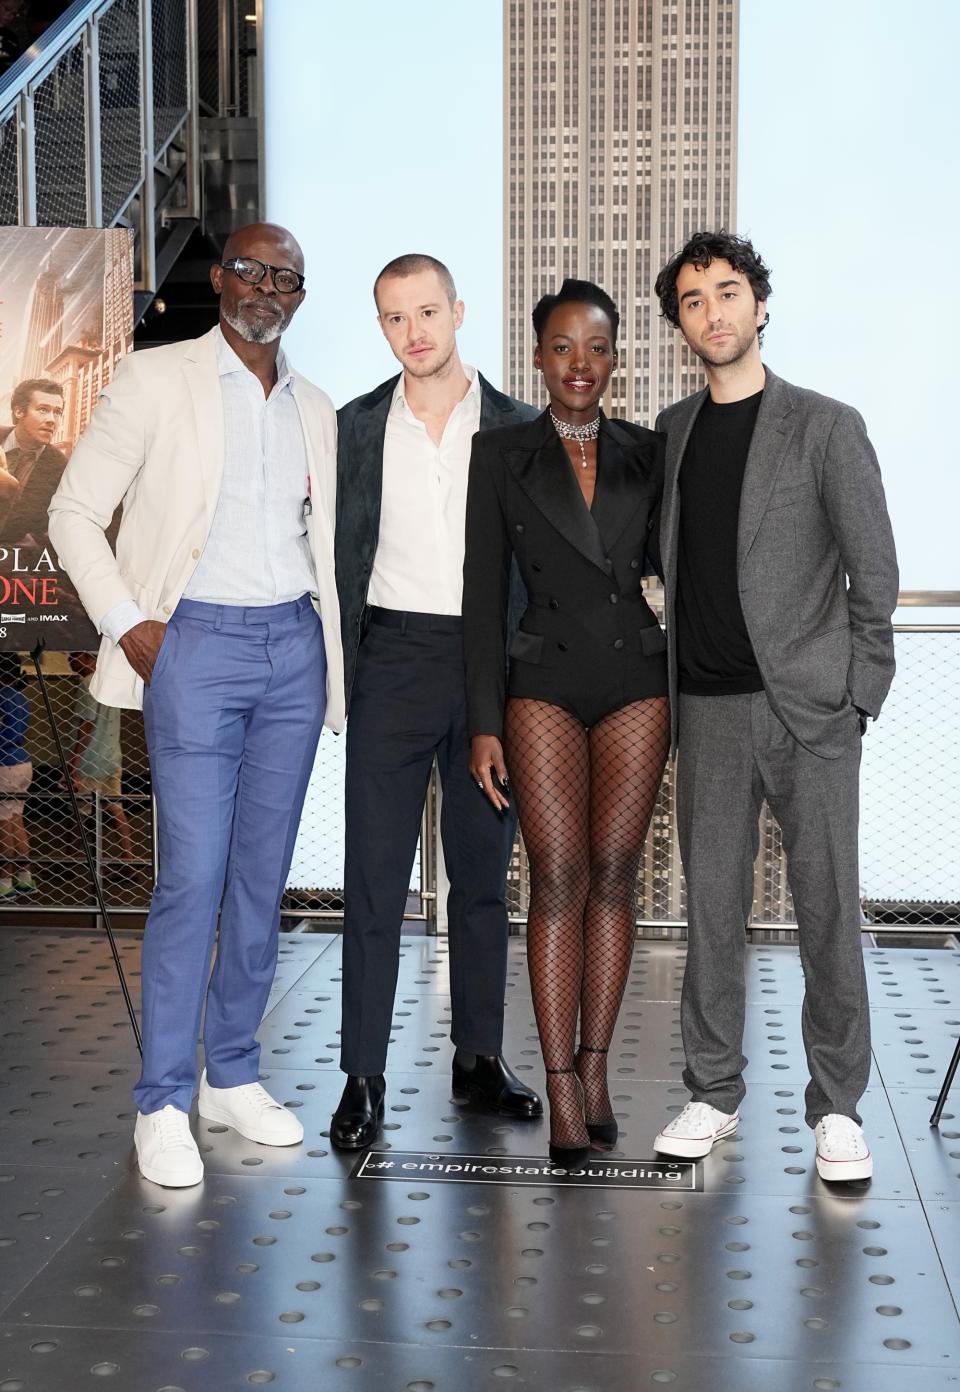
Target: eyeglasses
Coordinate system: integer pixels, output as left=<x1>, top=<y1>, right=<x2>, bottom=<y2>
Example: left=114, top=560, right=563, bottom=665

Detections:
left=220, top=257, right=305, bottom=294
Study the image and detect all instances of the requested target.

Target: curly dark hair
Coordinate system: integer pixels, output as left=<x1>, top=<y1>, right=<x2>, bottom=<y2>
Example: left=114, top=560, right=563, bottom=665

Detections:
left=654, top=231, right=772, bottom=342
left=532, top=277, right=620, bottom=344
left=10, top=377, right=62, bottom=418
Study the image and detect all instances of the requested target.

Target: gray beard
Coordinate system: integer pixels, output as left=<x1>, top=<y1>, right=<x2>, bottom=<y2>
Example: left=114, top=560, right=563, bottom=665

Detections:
left=222, top=303, right=285, bottom=344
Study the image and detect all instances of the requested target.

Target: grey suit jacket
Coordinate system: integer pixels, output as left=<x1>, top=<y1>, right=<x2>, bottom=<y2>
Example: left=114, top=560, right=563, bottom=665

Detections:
left=657, top=367, right=899, bottom=759
left=335, top=372, right=538, bottom=706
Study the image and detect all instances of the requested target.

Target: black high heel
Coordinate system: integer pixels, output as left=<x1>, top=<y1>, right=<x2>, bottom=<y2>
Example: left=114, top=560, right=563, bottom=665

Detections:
left=576, top=1046, right=618, bottom=1148
left=545, top=1067, right=591, bottom=1166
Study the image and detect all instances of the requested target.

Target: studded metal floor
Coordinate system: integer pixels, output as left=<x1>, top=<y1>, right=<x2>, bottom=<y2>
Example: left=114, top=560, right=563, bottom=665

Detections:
left=0, top=927, right=958, bottom=1391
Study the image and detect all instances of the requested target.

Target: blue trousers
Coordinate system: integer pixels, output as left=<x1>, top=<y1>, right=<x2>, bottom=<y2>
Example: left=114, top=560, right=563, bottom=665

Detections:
left=135, top=596, right=326, bottom=1115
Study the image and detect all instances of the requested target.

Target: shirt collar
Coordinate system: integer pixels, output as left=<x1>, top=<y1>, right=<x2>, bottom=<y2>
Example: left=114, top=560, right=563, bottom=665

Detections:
left=215, top=324, right=292, bottom=388
left=391, top=363, right=480, bottom=416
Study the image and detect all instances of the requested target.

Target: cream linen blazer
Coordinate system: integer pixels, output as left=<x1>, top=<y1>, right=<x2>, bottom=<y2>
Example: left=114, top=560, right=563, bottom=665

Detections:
left=48, top=326, right=345, bottom=731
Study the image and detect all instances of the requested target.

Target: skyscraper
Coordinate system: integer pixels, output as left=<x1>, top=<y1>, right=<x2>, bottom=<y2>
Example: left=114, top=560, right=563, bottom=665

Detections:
left=505, top=0, right=739, bottom=419
left=20, top=256, right=64, bottom=381
left=504, top=0, right=740, bottom=926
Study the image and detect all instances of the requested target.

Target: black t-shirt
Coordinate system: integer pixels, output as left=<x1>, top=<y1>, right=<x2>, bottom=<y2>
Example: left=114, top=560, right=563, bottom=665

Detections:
left=676, top=390, right=765, bottom=695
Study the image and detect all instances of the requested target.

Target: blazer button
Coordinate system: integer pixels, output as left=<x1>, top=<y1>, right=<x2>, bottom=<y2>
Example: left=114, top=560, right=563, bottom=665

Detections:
left=604, top=558, right=613, bottom=574
left=515, top=523, right=525, bottom=534
left=549, top=599, right=559, bottom=610
left=558, top=642, right=568, bottom=652
left=609, top=593, right=619, bottom=605
left=613, top=638, right=624, bottom=650
left=630, top=558, right=640, bottom=569
left=531, top=562, right=542, bottom=573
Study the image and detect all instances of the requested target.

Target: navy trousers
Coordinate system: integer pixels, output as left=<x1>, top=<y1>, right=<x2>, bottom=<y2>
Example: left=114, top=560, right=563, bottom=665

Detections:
left=135, top=596, right=326, bottom=1115
left=340, top=615, right=516, bottom=1077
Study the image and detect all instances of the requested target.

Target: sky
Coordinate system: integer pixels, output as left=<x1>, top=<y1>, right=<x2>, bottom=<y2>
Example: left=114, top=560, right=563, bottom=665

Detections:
left=262, top=2, right=503, bottom=410
left=265, top=0, right=958, bottom=597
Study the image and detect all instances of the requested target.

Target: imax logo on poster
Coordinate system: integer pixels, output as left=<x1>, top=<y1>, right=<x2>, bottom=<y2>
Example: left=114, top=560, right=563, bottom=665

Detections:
left=0, top=613, right=25, bottom=624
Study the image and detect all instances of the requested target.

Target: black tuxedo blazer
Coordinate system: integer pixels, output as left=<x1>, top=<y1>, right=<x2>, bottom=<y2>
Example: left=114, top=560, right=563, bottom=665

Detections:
left=335, top=373, right=537, bottom=706
left=463, top=410, right=666, bottom=738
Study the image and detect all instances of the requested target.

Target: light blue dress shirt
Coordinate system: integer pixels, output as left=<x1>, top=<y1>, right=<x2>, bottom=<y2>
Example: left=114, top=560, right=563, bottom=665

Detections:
left=101, top=328, right=315, bottom=643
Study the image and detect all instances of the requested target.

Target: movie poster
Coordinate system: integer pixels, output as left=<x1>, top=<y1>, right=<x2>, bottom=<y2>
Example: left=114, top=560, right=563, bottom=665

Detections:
left=0, top=227, right=134, bottom=652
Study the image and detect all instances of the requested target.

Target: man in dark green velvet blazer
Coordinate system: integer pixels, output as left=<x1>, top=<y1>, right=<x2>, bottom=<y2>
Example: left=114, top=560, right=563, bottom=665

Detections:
left=331, top=252, right=540, bottom=1150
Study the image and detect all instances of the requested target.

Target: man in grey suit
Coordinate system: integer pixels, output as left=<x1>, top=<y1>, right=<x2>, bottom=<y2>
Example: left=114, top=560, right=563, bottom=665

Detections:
left=650, top=231, right=898, bottom=1181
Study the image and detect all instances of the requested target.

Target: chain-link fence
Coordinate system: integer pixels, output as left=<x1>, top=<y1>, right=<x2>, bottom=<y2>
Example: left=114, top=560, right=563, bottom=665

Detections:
left=504, top=613, right=958, bottom=933
left=33, top=38, right=87, bottom=227
left=152, top=0, right=189, bottom=152
left=861, top=628, right=960, bottom=927
left=0, top=0, right=193, bottom=260
left=99, top=0, right=144, bottom=223
left=1, top=620, right=955, bottom=933
left=0, top=654, right=154, bottom=916
left=0, top=106, right=18, bottom=225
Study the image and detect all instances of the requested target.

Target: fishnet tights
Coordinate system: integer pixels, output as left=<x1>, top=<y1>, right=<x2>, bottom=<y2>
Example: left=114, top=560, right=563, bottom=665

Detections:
left=505, top=696, right=670, bottom=1149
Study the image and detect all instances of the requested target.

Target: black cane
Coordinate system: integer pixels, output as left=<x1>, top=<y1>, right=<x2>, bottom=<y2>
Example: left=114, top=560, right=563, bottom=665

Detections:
left=30, top=641, right=142, bottom=1055
left=930, top=1034, right=960, bottom=1127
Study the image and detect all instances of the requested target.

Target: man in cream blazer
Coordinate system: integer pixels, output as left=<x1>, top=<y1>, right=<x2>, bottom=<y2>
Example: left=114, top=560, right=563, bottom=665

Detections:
left=49, top=222, right=343, bottom=1187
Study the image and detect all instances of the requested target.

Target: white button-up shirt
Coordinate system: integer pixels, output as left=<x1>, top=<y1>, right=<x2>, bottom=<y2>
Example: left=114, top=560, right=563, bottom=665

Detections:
left=366, top=365, right=482, bottom=616
left=101, top=328, right=315, bottom=641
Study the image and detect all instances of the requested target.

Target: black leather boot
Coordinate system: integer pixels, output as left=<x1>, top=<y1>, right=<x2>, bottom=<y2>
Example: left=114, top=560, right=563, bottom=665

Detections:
left=451, top=1050, right=542, bottom=1118
left=330, top=1074, right=386, bottom=1151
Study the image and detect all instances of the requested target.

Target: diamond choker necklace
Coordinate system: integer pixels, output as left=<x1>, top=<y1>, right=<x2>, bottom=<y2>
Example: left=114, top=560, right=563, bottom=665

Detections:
left=550, top=410, right=600, bottom=467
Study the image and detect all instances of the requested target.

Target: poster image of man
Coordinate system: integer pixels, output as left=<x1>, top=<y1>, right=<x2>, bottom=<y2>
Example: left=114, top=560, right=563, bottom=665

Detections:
left=0, top=377, right=67, bottom=543
left=0, top=226, right=134, bottom=650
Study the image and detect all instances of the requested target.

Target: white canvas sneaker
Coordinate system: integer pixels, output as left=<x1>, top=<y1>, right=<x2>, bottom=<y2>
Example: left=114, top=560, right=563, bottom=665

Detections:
left=198, top=1071, right=304, bottom=1146
left=134, top=1106, right=204, bottom=1187
left=653, top=1101, right=740, bottom=1158
left=815, top=1114, right=873, bottom=1182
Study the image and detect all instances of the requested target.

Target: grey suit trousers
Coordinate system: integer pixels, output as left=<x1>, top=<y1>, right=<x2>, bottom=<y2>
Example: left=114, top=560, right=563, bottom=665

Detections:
left=676, top=691, right=870, bottom=1129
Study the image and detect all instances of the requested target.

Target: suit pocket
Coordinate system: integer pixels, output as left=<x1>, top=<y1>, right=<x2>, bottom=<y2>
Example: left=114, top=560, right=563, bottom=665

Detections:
left=639, top=624, right=667, bottom=656
left=507, top=630, right=545, bottom=665
left=766, top=481, right=818, bottom=511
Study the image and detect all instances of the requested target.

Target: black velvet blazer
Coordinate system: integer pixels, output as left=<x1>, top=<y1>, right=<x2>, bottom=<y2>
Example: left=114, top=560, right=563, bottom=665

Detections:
left=463, top=409, right=667, bottom=738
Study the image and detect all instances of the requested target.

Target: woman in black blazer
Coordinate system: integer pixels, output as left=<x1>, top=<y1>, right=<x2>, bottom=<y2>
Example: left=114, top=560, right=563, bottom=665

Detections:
left=463, top=279, right=670, bottom=1164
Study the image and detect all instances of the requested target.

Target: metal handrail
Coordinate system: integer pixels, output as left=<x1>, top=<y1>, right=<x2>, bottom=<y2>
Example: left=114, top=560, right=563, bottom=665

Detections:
left=1, top=0, right=200, bottom=296
left=897, top=592, right=960, bottom=606
left=0, top=0, right=97, bottom=110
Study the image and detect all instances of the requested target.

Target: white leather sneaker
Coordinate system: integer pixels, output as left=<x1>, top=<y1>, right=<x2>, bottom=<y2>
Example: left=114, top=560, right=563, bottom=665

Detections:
left=815, top=1114, right=873, bottom=1181
left=653, top=1100, right=740, bottom=1158
left=134, top=1105, right=204, bottom=1187
left=198, top=1071, right=304, bottom=1146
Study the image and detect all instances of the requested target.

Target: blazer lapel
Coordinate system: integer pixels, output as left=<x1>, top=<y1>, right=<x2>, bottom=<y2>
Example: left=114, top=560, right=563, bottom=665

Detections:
left=505, top=410, right=609, bottom=573
left=590, top=417, right=658, bottom=552
left=660, top=387, right=707, bottom=586
left=351, top=380, right=395, bottom=541
left=182, top=328, right=225, bottom=528
left=737, top=369, right=796, bottom=564
left=478, top=373, right=523, bottom=431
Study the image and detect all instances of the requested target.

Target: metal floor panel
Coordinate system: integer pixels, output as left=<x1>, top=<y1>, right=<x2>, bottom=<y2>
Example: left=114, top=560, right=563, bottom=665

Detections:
left=0, top=1059, right=138, bottom=1172
left=2, top=1327, right=958, bottom=1392
left=0, top=930, right=958, bottom=1392
left=885, top=1090, right=960, bottom=1201
left=0, top=1165, right=118, bottom=1308
left=925, top=1201, right=960, bottom=1308
left=865, top=948, right=960, bottom=1008
left=871, top=1008, right=960, bottom=1089
left=5, top=1172, right=957, bottom=1370
left=258, top=991, right=886, bottom=1088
